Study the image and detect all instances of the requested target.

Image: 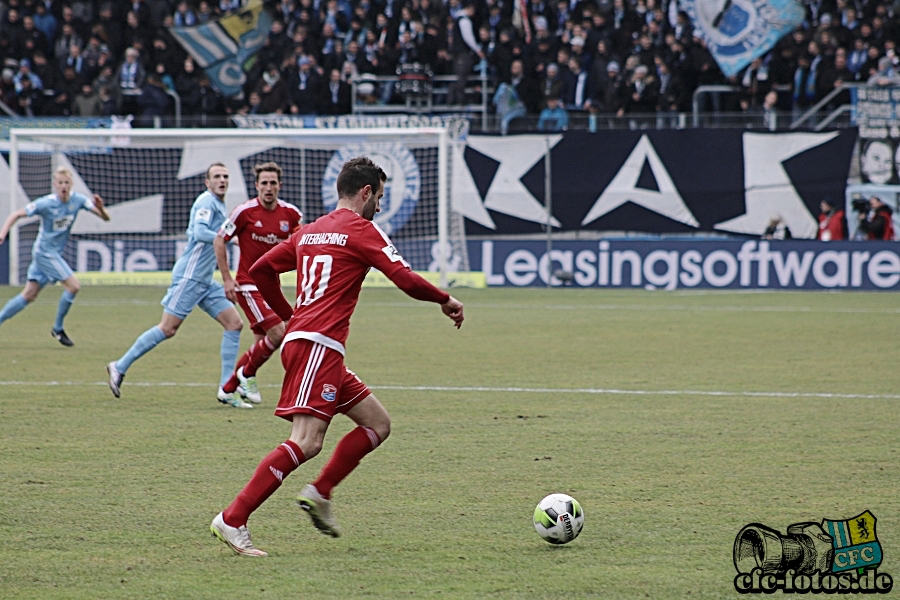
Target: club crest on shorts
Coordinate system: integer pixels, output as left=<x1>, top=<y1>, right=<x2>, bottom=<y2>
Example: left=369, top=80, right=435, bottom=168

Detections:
left=280, top=220, right=290, bottom=232
left=321, top=384, right=337, bottom=402
left=321, top=143, right=421, bottom=235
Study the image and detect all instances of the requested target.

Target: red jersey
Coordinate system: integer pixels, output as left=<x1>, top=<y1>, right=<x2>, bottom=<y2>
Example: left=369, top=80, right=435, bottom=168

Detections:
left=218, top=198, right=302, bottom=286
left=251, top=207, right=449, bottom=355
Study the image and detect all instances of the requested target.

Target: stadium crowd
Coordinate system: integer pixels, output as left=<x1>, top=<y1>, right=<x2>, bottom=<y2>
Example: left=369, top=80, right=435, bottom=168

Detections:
left=0, top=0, right=898, bottom=124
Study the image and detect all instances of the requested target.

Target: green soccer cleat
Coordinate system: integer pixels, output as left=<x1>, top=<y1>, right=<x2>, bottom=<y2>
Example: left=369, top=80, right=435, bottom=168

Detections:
left=297, top=484, right=341, bottom=537
left=217, top=387, right=253, bottom=409
left=236, top=366, right=262, bottom=404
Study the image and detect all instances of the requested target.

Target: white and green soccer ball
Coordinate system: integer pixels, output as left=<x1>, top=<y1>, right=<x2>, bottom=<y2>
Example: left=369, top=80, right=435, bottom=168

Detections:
left=533, top=493, right=584, bottom=544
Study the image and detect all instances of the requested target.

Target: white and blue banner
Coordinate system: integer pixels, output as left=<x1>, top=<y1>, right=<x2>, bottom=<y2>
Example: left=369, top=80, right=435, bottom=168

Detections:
left=475, top=239, right=900, bottom=290
left=682, top=0, right=805, bottom=77
left=169, top=0, right=271, bottom=97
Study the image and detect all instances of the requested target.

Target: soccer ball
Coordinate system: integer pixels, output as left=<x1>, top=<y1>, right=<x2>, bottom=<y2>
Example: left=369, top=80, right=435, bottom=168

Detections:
left=533, top=493, right=584, bottom=544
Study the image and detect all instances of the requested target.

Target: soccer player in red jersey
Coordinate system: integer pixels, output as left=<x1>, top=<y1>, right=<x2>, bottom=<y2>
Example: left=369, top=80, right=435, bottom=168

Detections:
left=210, top=157, right=464, bottom=557
left=214, top=162, right=303, bottom=406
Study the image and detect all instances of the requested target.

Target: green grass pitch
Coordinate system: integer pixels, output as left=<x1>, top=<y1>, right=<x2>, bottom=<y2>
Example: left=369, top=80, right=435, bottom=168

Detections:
left=0, top=285, right=898, bottom=599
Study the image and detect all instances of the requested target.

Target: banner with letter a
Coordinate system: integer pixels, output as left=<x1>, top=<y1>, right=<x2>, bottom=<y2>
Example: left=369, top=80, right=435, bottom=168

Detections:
left=169, top=0, right=271, bottom=97
left=682, top=0, right=805, bottom=77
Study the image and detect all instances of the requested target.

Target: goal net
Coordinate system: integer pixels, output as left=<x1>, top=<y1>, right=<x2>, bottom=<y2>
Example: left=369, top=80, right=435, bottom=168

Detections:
left=7, top=127, right=467, bottom=287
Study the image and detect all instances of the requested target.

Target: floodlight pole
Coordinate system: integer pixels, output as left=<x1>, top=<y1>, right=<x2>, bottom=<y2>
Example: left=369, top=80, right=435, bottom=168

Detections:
left=545, top=135, right=552, bottom=288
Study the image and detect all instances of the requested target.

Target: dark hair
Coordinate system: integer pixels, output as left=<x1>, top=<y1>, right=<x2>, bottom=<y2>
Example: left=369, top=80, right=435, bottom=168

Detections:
left=254, top=161, right=282, bottom=182
left=336, top=157, right=386, bottom=199
left=206, top=162, right=226, bottom=179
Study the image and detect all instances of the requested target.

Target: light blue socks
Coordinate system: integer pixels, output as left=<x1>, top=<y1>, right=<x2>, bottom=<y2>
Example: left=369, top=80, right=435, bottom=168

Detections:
left=220, top=330, right=241, bottom=387
left=53, top=290, right=76, bottom=331
left=116, top=326, right=168, bottom=373
left=0, top=294, right=29, bottom=325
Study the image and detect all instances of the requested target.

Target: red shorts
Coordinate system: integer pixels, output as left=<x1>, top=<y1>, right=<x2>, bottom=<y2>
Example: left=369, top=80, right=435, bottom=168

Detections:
left=275, top=339, right=371, bottom=423
left=236, top=286, right=282, bottom=335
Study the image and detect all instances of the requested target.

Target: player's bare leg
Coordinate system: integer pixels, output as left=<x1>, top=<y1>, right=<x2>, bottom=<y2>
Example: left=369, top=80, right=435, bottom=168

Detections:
left=0, top=280, right=42, bottom=327
left=51, top=275, right=81, bottom=346
left=107, top=312, right=185, bottom=398
left=299, top=395, right=391, bottom=538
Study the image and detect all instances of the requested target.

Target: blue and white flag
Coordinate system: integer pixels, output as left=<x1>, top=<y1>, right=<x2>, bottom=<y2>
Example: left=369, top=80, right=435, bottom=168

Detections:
left=169, top=0, right=272, bottom=97
left=682, top=0, right=805, bottom=77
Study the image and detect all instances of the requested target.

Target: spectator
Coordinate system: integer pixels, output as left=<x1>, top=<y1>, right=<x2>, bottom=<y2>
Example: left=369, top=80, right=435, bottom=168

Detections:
left=98, top=85, right=117, bottom=116
left=563, top=56, right=590, bottom=111
left=868, top=56, right=900, bottom=85
left=116, top=47, right=145, bottom=114
left=176, top=56, right=202, bottom=116
left=447, top=3, right=482, bottom=106
left=21, top=15, right=50, bottom=58
left=762, top=214, right=792, bottom=240
left=54, top=23, right=83, bottom=64
left=508, top=58, right=541, bottom=114
left=136, top=74, right=172, bottom=125
left=619, top=63, right=658, bottom=115
left=174, top=1, right=197, bottom=27
left=290, top=55, right=323, bottom=114
left=537, top=95, right=568, bottom=131
left=0, top=67, right=17, bottom=108
left=320, top=67, right=351, bottom=114
left=72, top=83, right=103, bottom=116
left=541, top=62, right=564, bottom=105
left=13, top=59, right=43, bottom=93
left=16, top=75, right=43, bottom=116
left=33, top=3, right=58, bottom=48
left=817, top=198, right=848, bottom=241
left=253, top=63, right=289, bottom=114
left=857, top=197, right=895, bottom=240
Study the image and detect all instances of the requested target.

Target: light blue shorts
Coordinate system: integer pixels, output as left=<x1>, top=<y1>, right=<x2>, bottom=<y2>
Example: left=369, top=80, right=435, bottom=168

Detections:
left=160, top=278, right=233, bottom=320
left=26, top=251, right=74, bottom=287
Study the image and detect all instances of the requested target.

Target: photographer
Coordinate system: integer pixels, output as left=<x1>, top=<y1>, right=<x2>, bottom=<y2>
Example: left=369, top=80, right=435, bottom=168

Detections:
left=817, top=198, right=848, bottom=241
left=856, top=196, right=896, bottom=241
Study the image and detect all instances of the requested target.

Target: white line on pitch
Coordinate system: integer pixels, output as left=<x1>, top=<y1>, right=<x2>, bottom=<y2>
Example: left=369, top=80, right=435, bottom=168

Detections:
left=0, top=380, right=897, bottom=400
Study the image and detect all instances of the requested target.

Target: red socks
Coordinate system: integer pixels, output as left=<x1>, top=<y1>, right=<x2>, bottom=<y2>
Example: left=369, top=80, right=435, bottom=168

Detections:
left=243, top=336, right=277, bottom=377
left=223, top=440, right=304, bottom=527
left=312, top=426, right=381, bottom=499
left=222, top=337, right=277, bottom=393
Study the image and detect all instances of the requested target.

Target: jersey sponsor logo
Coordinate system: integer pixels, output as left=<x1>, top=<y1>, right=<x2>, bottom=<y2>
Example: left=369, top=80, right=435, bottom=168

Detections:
left=53, top=216, right=74, bottom=231
left=195, top=208, right=212, bottom=223
left=321, top=384, right=337, bottom=402
left=321, top=143, right=421, bottom=235
left=280, top=220, right=290, bottom=232
left=251, top=232, right=287, bottom=245
left=221, top=219, right=237, bottom=236
left=299, top=232, right=349, bottom=246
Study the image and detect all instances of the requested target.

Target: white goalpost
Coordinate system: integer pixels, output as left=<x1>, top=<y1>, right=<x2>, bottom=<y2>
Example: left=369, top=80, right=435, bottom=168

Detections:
left=7, top=127, right=467, bottom=288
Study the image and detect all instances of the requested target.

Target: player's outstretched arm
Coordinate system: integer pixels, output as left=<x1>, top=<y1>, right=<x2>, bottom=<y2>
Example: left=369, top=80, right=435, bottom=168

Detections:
left=92, top=195, right=111, bottom=221
left=441, top=296, right=464, bottom=329
left=249, top=240, right=298, bottom=322
left=0, top=209, right=27, bottom=245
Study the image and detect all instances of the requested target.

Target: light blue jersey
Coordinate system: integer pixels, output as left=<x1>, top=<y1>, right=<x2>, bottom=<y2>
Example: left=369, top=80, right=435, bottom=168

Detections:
left=171, top=190, right=228, bottom=283
left=25, top=192, right=94, bottom=255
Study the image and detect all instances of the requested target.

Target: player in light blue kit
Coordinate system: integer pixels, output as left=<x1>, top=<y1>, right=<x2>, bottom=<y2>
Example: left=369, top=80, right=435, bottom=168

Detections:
left=0, top=166, right=110, bottom=346
left=106, top=163, right=250, bottom=407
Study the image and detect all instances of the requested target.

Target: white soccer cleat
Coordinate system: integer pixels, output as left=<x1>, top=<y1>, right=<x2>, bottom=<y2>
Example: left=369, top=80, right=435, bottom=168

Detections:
left=236, top=367, right=262, bottom=404
left=217, top=387, right=253, bottom=409
left=297, top=484, right=341, bottom=537
left=107, top=361, right=124, bottom=398
left=210, top=512, right=268, bottom=557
